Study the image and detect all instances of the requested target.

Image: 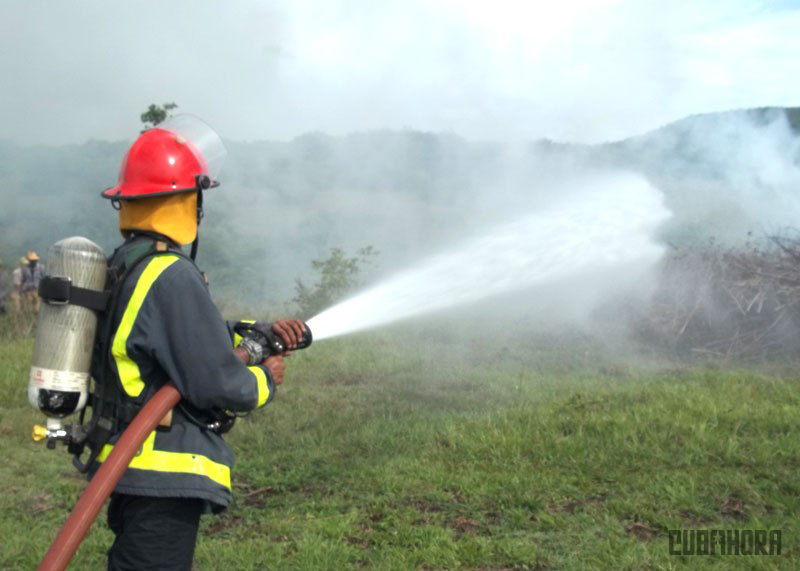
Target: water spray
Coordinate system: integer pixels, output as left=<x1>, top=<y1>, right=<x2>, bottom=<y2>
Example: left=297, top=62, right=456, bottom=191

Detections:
left=307, top=173, right=671, bottom=341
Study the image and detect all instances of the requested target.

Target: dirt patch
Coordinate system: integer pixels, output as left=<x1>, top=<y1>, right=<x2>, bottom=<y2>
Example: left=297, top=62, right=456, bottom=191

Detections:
left=719, top=496, right=748, bottom=520
left=626, top=521, right=659, bottom=541
left=347, top=535, right=373, bottom=549
left=351, top=514, right=379, bottom=548
left=452, top=516, right=480, bottom=535
left=206, top=513, right=243, bottom=535
left=449, top=490, right=466, bottom=504
left=407, top=497, right=447, bottom=526
left=30, top=493, right=55, bottom=515
left=679, top=510, right=713, bottom=527
left=240, top=486, right=278, bottom=508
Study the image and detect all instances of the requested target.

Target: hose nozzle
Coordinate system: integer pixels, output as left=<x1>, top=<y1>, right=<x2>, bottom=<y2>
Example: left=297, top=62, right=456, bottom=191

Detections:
left=234, top=321, right=313, bottom=357
left=263, top=324, right=312, bottom=355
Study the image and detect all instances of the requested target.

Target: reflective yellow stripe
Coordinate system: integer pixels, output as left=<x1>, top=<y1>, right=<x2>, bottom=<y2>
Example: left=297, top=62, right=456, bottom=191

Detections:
left=112, top=255, right=180, bottom=397
left=249, top=366, right=269, bottom=407
left=97, top=431, right=231, bottom=490
left=232, top=320, right=255, bottom=348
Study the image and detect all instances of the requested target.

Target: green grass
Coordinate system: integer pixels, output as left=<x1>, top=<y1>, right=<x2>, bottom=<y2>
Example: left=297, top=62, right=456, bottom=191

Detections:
left=0, top=321, right=798, bottom=569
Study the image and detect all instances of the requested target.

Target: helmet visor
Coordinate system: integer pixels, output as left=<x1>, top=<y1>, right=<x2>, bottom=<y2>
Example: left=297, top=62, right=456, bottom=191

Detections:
left=158, top=114, right=227, bottom=181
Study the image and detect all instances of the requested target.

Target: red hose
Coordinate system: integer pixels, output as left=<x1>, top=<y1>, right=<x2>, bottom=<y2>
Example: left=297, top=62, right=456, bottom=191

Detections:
left=37, top=383, right=181, bottom=571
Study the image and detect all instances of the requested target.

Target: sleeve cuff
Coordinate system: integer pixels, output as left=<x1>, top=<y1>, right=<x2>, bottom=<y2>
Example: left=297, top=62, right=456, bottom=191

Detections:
left=229, top=319, right=258, bottom=348
left=248, top=364, right=276, bottom=408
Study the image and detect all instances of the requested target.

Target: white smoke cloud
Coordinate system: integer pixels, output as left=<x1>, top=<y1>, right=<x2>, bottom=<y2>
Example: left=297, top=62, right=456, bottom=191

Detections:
left=0, top=0, right=795, bottom=145
left=308, top=172, right=670, bottom=339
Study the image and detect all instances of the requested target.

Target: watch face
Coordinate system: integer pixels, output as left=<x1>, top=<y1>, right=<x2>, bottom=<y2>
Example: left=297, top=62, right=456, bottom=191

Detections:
left=239, top=336, right=263, bottom=365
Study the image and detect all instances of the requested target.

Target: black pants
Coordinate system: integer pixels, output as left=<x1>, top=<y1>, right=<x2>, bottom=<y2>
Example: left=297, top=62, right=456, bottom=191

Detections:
left=107, top=493, right=204, bottom=571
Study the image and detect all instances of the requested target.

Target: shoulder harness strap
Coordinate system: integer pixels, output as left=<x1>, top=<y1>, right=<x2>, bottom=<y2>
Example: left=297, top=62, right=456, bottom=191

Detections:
left=71, top=237, right=187, bottom=472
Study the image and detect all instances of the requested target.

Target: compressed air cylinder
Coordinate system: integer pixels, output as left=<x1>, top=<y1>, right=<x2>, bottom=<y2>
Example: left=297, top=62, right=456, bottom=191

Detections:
left=28, top=237, right=107, bottom=421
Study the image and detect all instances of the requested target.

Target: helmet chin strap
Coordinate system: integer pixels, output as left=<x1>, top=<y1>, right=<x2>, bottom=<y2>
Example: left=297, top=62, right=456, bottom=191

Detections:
left=190, top=189, right=204, bottom=261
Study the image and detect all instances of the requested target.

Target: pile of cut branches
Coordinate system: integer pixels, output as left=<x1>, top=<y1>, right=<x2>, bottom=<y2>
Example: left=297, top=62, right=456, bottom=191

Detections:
left=639, top=233, right=800, bottom=362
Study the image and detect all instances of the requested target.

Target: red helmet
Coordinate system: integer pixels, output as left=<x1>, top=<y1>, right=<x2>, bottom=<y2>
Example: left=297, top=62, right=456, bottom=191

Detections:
left=102, top=115, right=226, bottom=201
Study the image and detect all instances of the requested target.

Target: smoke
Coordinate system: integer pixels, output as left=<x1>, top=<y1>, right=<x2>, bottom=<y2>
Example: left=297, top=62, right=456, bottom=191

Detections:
left=307, top=172, right=670, bottom=340
left=0, top=1, right=798, bottom=363
left=2, top=109, right=797, bottom=325
left=278, top=110, right=800, bottom=355
left=618, top=109, right=800, bottom=246
left=0, top=1, right=796, bottom=145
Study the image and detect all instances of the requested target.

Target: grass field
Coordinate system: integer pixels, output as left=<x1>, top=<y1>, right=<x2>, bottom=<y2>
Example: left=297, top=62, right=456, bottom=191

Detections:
left=0, top=317, right=798, bottom=570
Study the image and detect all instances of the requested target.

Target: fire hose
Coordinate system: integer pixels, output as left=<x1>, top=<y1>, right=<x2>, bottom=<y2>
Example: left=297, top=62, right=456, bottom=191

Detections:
left=32, top=316, right=311, bottom=569
left=37, top=383, right=181, bottom=571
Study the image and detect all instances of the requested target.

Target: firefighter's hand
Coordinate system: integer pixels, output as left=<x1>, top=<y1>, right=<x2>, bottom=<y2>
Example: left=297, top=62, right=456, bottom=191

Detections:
left=263, top=355, right=286, bottom=385
left=271, top=319, right=306, bottom=350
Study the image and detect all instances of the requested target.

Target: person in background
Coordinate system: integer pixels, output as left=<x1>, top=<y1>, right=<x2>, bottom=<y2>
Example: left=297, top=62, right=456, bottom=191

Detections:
left=20, top=250, right=43, bottom=312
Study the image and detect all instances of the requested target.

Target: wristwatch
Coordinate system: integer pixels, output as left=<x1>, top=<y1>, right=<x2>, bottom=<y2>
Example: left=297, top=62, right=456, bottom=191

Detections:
left=237, top=335, right=264, bottom=366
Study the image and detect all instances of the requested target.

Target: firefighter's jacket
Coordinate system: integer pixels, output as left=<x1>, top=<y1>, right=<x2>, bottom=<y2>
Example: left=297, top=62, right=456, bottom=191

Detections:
left=90, top=236, right=275, bottom=511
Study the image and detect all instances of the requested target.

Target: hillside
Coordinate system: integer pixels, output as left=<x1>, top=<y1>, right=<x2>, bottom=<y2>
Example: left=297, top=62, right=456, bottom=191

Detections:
left=1, top=106, right=797, bottom=304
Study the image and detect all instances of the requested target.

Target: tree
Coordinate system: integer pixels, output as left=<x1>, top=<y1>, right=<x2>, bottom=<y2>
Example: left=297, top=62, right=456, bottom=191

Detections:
left=293, top=246, right=378, bottom=318
left=140, top=102, right=178, bottom=128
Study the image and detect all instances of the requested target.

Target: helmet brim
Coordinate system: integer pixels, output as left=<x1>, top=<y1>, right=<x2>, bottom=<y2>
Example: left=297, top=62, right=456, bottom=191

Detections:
left=101, top=180, right=220, bottom=200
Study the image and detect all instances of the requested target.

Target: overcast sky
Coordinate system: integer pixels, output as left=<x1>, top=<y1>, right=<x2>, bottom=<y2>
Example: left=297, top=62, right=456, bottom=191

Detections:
left=0, top=0, right=797, bottom=146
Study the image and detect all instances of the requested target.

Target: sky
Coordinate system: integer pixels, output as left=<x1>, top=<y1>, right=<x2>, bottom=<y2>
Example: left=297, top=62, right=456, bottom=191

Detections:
left=0, top=0, right=797, bottom=146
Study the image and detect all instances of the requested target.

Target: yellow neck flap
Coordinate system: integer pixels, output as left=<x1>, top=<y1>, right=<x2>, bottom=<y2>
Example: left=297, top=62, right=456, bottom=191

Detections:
left=118, top=192, right=198, bottom=246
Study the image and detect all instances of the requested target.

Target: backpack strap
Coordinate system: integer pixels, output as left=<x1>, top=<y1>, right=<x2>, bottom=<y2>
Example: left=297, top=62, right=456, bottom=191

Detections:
left=72, top=236, right=188, bottom=472
left=38, top=277, right=110, bottom=311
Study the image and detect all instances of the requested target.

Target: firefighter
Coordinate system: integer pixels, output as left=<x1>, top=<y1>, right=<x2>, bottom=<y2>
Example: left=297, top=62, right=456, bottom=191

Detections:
left=21, top=250, right=43, bottom=311
left=92, top=117, right=305, bottom=570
